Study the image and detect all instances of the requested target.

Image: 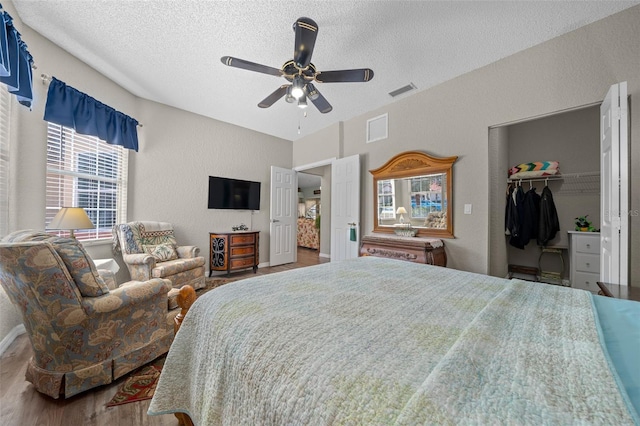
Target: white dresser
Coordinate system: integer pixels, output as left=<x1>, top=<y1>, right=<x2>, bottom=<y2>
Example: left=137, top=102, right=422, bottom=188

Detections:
left=568, top=231, right=600, bottom=293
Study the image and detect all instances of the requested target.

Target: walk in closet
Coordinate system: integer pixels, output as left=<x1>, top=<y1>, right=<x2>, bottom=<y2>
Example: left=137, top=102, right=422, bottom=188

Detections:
left=489, top=105, right=601, bottom=286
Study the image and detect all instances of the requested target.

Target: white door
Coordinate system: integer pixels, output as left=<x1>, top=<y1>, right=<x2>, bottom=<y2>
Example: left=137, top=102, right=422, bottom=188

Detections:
left=600, top=82, right=628, bottom=285
left=270, top=166, right=297, bottom=266
left=331, top=155, right=360, bottom=261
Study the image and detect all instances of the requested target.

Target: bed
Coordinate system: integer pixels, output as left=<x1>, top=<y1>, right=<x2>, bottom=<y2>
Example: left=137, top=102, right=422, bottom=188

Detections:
left=148, top=256, right=640, bottom=425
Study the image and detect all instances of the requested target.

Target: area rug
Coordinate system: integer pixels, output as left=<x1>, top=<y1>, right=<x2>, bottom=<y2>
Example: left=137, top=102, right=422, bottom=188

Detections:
left=106, top=276, right=240, bottom=407
left=199, top=275, right=242, bottom=296
left=106, top=356, right=165, bottom=407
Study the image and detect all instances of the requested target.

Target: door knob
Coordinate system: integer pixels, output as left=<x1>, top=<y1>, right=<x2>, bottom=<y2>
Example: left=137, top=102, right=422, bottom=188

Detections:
left=271, top=219, right=280, bottom=223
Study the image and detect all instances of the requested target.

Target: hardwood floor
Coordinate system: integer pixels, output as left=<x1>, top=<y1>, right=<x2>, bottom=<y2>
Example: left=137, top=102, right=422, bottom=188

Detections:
left=0, top=248, right=326, bottom=426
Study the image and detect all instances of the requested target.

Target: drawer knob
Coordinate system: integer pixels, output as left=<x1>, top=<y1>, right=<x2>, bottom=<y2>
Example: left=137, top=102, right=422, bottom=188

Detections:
left=585, top=262, right=590, bottom=266
left=586, top=244, right=590, bottom=248
left=585, top=281, right=590, bottom=285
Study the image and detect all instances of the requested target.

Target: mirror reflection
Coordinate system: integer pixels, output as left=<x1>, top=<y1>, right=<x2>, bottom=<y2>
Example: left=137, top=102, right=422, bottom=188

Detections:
left=370, top=151, right=457, bottom=238
left=377, top=173, right=447, bottom=229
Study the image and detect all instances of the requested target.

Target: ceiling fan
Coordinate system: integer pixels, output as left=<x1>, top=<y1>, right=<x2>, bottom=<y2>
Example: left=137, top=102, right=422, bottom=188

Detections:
left=221, top=17, right=374, bottom=114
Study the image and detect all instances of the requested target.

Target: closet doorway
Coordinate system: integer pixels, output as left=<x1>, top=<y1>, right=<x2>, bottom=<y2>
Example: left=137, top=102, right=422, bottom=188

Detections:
left=488, top=104, right=602, bottom=284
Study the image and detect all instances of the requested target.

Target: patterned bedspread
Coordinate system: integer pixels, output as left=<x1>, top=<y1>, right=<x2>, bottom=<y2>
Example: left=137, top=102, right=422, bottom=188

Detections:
left=148, top=257, right=638, bottom=425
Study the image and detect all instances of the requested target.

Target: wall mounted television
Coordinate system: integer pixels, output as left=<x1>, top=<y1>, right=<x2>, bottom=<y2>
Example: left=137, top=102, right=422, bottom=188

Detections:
left=208, top=176, right=261, bottom=210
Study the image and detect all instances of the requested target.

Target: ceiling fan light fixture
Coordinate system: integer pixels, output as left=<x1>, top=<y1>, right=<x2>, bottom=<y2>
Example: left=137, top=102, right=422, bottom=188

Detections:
left=297, top=94, right=308, bottom=108
left=305, top=83, right=319, bottom=101
left=291, top=75, right=304, bottom=99
left=285, top=86, right=295, bottom=103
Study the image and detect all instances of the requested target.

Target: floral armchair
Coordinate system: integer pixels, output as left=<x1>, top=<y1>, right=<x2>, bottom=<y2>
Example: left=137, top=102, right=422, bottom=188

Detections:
left=0, top=230, right=180, bottom=399
left=112, top=221, right=205, bottom=290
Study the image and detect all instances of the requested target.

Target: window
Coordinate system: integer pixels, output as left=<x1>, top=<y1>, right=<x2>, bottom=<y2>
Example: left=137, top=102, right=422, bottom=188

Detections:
left=377, top=179, right=396, bottom=220
left=46, top=123, right=128, bottom=240
left=410, top=174, right=444, bottom=218
left=0, top=87, right=10, bottom=236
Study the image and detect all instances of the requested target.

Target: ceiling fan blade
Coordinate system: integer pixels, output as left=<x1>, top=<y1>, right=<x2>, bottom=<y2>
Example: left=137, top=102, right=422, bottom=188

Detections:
left=258, top=85, right=289, bottom=108
left=293, top=17, right=318, bottom=69
left=315, top=68, right=374, bottom=83
left=305, top=84, right=332, bottom=114
left=221, top=56, right=282, bottom=77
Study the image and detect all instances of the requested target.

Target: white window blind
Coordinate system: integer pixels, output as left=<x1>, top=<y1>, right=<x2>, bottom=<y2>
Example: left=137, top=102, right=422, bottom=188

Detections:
left=377, top=179, right=396, bottom=220
left=0, top=87, right=10, bottom=237
left=46, top=123, right=128, bottom=241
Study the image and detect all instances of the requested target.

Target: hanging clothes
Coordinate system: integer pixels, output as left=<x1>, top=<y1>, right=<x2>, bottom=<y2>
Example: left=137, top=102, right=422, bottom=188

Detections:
left=508, top=185, right=526, bottom=249
left=505, top=184, right=516, bottom=236
left=538, top=186, right=560, bottom=246
left=520, top=187, right=541, bottom=246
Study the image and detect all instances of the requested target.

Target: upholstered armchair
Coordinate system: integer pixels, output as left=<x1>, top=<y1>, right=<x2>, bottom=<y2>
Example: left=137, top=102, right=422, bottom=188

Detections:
left=112, top=221, right=205, bottom=290
left=0, top=230, right=180, bottom=399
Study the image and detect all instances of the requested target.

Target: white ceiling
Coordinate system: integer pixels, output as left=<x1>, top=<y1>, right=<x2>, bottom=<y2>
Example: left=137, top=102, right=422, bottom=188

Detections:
left=14, top=1, right=639, bottom=142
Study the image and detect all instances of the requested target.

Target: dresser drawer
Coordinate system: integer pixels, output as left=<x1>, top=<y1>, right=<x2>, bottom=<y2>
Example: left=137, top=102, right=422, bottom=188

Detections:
left=231, top=234, right=255, bottom=245
left=574, top=234, right=600, bottom=254
left=574, top=253, right=600, bottom=274
left=230, top=246, right=255, bottom=257
left=572, top=271, right=600, bottom=293
left=230, top=257, right=257, bottom=269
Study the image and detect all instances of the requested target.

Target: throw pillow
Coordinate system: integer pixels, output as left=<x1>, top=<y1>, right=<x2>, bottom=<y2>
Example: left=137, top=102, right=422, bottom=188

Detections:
left=143, top=243, right=178, bottom=262
left=139, top=223, right=178, bottom=247
left=48, top=237, right=110, bottom=297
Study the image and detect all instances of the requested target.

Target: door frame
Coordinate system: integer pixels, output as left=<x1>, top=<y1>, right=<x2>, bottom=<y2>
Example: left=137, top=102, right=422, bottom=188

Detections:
left=487, top=98, right=628, bottom=280
left=295, top=158, right=336, bottom=260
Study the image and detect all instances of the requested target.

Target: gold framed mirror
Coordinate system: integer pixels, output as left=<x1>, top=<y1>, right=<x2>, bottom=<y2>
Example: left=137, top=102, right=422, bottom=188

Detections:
left=370, top=151, right=458, bottom=238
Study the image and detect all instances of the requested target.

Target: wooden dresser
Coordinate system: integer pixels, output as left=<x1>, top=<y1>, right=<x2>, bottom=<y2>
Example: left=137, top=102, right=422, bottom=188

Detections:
left=209, top=231, right=259, bottom=276
left=360, top=234, right=446, bottom=267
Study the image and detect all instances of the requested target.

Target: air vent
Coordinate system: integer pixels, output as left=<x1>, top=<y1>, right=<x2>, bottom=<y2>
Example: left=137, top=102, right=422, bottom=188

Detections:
left=366, top=113, right=388, bottom=143
left=389, top=83, right=417, bottom=98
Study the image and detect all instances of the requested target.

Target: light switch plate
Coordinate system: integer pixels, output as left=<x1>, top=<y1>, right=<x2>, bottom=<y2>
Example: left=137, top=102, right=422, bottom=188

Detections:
left=464, top=204, right=472, bottom=215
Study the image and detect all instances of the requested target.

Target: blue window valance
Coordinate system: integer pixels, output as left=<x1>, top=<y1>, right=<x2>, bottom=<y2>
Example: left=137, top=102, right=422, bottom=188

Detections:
left=43, top=77, right=139, bottom=151
left=0, top=5, right=34, bottom=108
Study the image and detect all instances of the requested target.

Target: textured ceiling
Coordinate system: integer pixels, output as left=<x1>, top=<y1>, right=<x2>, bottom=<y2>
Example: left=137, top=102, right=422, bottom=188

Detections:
left=13, top=0, right=640, bottom=141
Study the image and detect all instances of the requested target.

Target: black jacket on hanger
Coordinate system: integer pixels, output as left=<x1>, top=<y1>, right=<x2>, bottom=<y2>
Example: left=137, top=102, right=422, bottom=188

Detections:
left=538, top=186, right=560, bottom=246
left=520, top=187, right=541, bottom=246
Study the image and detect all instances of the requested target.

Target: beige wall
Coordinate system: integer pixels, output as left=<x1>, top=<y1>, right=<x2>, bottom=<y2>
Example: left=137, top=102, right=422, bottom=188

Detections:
left=293, top=5, right=640, bottom=277
left=132, top=100, right=291, bottom=274
left=293, top=122, right=342, bottom=168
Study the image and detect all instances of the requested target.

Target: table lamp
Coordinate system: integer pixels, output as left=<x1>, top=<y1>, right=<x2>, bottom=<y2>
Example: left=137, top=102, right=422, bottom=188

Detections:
left=49, top=207, right=95, bottom=239
left=396, top=206, right=407, bottom=224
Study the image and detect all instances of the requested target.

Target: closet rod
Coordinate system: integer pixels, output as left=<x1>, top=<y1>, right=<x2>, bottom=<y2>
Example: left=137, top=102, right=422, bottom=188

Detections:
left=506, top=171, right=599, bottom=184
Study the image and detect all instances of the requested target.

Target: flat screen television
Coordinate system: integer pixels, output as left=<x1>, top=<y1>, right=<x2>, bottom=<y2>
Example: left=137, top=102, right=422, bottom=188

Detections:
left=208, top=176, right=261, bottom=210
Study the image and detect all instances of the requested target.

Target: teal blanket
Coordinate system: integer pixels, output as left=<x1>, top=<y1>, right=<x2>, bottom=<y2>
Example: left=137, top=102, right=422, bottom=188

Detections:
left=149, top=256, right=638, bottom=425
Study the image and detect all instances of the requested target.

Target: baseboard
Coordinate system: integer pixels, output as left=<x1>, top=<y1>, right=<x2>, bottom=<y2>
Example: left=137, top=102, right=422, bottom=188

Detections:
left=0, top=324, right=25, bottom=357
left=319, top=253, right=330, bottom=259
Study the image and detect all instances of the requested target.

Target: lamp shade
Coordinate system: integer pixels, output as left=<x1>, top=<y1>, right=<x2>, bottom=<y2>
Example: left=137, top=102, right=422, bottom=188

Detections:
left=49, top=207, right=95, bottom=238
left=396, top=207, right=407, bottom=215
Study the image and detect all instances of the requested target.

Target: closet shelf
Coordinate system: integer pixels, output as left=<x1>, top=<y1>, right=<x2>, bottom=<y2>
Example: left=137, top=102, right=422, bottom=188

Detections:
left=507, top=171, right=600, bottom=194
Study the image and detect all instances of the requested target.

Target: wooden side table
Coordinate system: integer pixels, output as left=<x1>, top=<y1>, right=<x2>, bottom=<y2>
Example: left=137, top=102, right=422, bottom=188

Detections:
left=209, top=231, right=259, bottom=277
left=596, top=282, right=640, bottom=302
